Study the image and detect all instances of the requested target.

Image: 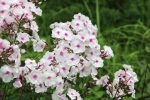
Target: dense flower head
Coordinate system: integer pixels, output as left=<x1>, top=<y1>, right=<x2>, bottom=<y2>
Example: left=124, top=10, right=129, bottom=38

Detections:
left=0, top=12, right=114, bottom=99
left=0, top=0, right=42, bottom=30
left=96, top=64, right=138, bottom=99
left=0, top=0, right=45, bottom=67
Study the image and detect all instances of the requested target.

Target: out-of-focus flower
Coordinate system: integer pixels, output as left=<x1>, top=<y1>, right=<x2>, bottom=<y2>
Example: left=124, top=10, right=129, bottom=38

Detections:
left=101, top=45, right=114, bottom=59
left=66, top=53, right=80, bottom=66
left=96, top=64, right=138, bottom=99
left=70, top=39, right=85, bottom=53
left=35, top=83, right=47, bottom=93
left=0, top=65, right=14, bottom=83
left=96, top=75, right=109, bottom=86
left=16, top=32, right=30, bottom=43
left=33, top=39, right=46, bottom=52
left=0, top=38, right=10, bottom=53
left=13, top=78, right=22, bottom=88
left=25, top=59, right=37, bottom=70
left=8, top=45, right=21, bottom=67
left=25, top=70, right=43, bottom=84
left=67, top=88, right=82, bottom=100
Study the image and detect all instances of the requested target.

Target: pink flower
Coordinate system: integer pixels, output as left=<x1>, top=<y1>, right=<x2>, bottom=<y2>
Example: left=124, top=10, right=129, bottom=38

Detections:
left=67, top=88, right=82, bottom=100
left=33, top=39, right=46, bottom=52
left=101, top=45, right=114, bottom=59
left=25, top=70, right=43, bottom=84
left=43, top=70, right=56, bottom=87
left=25, top=59, right=37, bottom=70
left=35, top=83, right=47, bottom=93
left=0, top=65, right=14, bottom=83
left=70, top=39, right=85, bottom=53
left=66, top=53, right=80, bottom=66
left=13, top=78, right=22, bottom=88
left=16, top=32, right=30, bottom=43
left=57, top=64, right=70, bottom=77
left=0, top=38, right=10, bottom=53
left=96, top=75, right=109, bottom=86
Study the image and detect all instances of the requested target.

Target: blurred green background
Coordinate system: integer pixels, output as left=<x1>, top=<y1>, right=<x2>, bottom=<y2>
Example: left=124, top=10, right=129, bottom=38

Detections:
left=1, top=0, right=150, bottom=99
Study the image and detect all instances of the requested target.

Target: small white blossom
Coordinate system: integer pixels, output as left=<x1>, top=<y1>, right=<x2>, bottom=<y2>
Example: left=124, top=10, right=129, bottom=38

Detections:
left=13, top=78, right=22, bottom=88
left=0, top=65, right=14, bottom=83
left=70, top=39, right=85, bottom=53
left=35, top=83, right=47, bottom=93
left=66, top=53, right=80, bottom=66
left=67, top=88, right=82, bottom=100
left=30, top=21, right=39, bottom=32
left=91, top=56, right=104, bottom=68
left=25, top=70, right=43, bottom=84
left=25, top=59, right=37, bottom=70
left=33, top=39, right=46, bottom=52
left=16, top=32, right=30, bottom=43
left=41, top=51, right=54, bottom=65
left=0, top=38, right=10, bottom=53
left=43, top=70, right=56, bottom=87
left=8, top=45, right=21, bottom=67
left=96, top=75, right=109, bottom=86
left=101, top=45, right=114, bottom=59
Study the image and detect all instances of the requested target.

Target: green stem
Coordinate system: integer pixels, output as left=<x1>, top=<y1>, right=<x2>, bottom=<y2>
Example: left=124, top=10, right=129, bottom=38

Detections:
left=83, top=0, right=93, bottom=19
left=95, top=0, right=104, bottom=44
left=96, top=0, right=100, bottom=34
left=141, top=64, right=148, bottom=98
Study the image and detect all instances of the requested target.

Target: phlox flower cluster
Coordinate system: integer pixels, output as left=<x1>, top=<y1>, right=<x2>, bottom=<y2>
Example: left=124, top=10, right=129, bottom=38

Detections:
left=0, top=11, right=114, bottom=99
left=0, top=0, right=42, bottom=31
left=0, top=1, right=138, bottom=99
left=96, top=64, right=138, bottom=99
left=0, top=0, right=45, bottom=67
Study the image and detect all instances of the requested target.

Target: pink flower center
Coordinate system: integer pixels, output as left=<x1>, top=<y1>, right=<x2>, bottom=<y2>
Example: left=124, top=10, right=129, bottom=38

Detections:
left=64, top=33, right=68, bottom=37
left=57, top=31, right=60, bottom=35
left=60, top=51, right=64, bottom=56
left=78, top=16, right=81, bottom=19
left=76, top=44, right=80, bottom=48
left=40, top=44, right=44, bottom=48
left=0, top=10, right=5, bottom=14
left=76, top=23, right=79, bottom=26
left=1, top=2, right=6, bottom=5
left=16, top=55, right=19, bottom=59
left=81, top=36, right=85, bottom=40
left=47, top=76, right=51, bottom=80
left=89, top=38, right=93, bottom=43
left=48, top=56, right=52, bottom=60
left=62, top=67, right=66, bottom=71
left=21, top=37, right=24, bottom=40
left=92, top=32, right=96, bottom=35
left=39, top=84, right=43, bottom=88
left=84, top=23, right=87, bottom=27
left=0, top=42, right=3, bottom=49
left=5, top=71, right=10, bottom=75
left=71, top=93, right=74, bottom=95
left=70, top=57, right=75, bottom=61
left=15, top=78, right=20, bottom=83
left=33, top=74, right=38, bottom=79
left=96, top=60, right=99, bottom=63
